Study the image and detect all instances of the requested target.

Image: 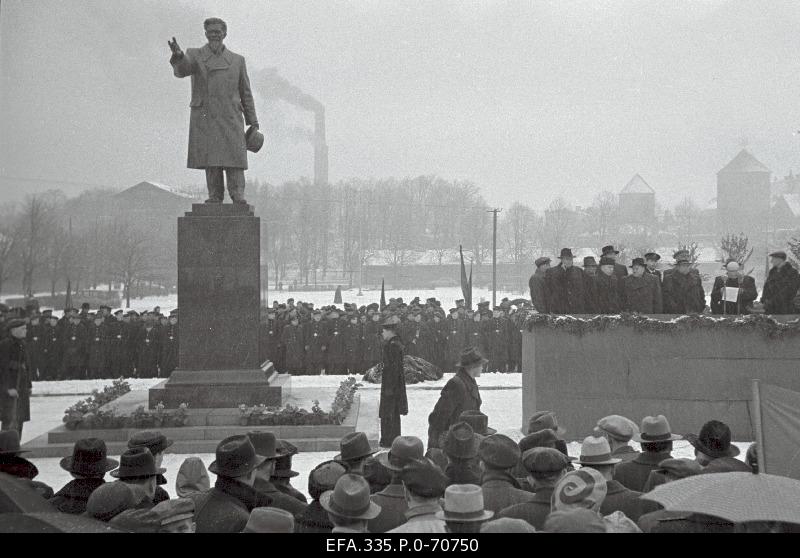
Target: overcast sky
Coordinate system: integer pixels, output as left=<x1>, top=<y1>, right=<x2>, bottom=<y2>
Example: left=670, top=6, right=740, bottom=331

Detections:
left=2, top=0, right=800, bottom=209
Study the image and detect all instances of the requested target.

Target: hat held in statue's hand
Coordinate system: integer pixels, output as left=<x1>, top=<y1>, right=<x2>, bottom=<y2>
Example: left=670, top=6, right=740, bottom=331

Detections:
left=246, top=125, right=264, bottom=153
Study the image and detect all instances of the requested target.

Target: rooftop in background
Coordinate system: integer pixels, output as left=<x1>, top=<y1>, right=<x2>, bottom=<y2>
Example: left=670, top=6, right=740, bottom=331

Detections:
left=718, top=149, right=771, bottom=175
left=115, top=181, right=197, bottom=201
left=620, top=174, right=655, bottom=195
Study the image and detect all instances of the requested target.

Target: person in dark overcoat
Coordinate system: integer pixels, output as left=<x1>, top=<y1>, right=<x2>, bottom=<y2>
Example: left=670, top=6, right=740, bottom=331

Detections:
left=621, top=258, right=663, bottom=314
left=158, top=311, right=179, bottom=376
left=544, top=248, right=587, bottom=314
left=325, top=312, right=348, bottom=375
left=60, top=314, right=87, bottom=380
left=50, top=438, right=119, bottom=515
left=644, top=252, right=662, bottom=283
left=582, top=257, right=599, bottom=314
left=364, top=312, right=383, bottom=370
left=134, top=322, right=161, bottom=378
left=614, top=415, right=680, bottom=493
left=86, top=315, right=109, bottom=379
left=0, top=320, right=31, bottom=437
left=303, top=311, right=328, bottom=375
left=593, top=257, right=621, bottom=314
left=478, top=434, right=534, bottom=513
left=280, top=316, right=305, bottom=374
left=710, top=261, right=758, bottom=315
left=529, top=257, right=551, bottom=312
left=483, top=309, right=508, bottom=372
left=600, top=245, right=629, bottom=279
left=379, top=316, right=407, bottom=448
left=40, top=315, right=61, bottom=381
left=662, top=255, right=706, bottom=314
left=464, top=311, right=483, bottom=354
left=444, top=310, right=466, bottom=373
left=25, top=315, right=45, bottom=381
left=194, top=435, right=272, bottom=533
left=294, top=460, right=348, bottom=533
left=760, top=251, right=800, bottom=315
left=107, top=310, right=133, bottom=378
left=427, top=347, right=486, bottom=449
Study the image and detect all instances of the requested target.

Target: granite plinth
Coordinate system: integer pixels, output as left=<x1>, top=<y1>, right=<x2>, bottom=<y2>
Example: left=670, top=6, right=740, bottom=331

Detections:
left=177, top=203, right=261, bottom=370
left=149, top=370, right=289, bottom=409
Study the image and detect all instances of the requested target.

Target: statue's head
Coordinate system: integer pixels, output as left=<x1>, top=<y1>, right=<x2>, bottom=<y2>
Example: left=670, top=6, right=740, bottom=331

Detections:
left=204, top=17, right=227, bottom=51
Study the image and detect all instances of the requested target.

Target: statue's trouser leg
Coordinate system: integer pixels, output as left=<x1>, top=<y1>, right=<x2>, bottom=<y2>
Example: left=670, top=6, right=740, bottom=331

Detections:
left=205, top=167, right=225, bottom=202
left=225, top=168, right=246, bottom=202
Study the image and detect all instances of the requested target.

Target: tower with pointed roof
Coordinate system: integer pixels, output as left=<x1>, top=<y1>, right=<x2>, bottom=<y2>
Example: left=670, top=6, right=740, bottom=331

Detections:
left=716, top=149, right=771, bottom=235
left=619, top=173, right=655, bottom=224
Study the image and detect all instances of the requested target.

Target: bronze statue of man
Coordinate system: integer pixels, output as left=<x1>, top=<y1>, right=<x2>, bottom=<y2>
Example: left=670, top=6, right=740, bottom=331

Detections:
left=168, top=18, right=259, bottom=204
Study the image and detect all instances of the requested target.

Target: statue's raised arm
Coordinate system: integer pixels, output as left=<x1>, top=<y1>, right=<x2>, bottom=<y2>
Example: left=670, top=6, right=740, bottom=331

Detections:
left=168, top=36, right=183, bottom=59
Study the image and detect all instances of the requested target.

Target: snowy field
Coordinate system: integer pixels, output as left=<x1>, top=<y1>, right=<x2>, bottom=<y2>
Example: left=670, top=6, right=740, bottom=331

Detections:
left=24, top=373, right=750, bottom=499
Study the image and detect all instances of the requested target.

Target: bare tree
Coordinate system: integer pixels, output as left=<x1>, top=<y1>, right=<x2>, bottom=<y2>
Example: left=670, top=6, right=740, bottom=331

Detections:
left=105, top=221, right=154, bottom=308
left=0, top=205, right=21, bottom=297
left=540, top=197, right=577, bottom=255
left=674, top=197, right=700, bottom=244
left=585, top=190, right=619, bottom=242
left=719, top=232, right=754, bottom=272
left=16, top=194, right=59, bottom=297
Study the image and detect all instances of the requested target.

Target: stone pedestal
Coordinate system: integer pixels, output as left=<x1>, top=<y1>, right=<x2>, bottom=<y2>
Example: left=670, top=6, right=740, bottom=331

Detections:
left=150, top=203, right=282, bottom=409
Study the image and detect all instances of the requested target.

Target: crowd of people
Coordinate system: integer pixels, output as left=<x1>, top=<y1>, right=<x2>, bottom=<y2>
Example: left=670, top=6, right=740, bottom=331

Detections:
left=0, top=404, right=777, bottom=533
left=529, top=245, right=800, bottom=316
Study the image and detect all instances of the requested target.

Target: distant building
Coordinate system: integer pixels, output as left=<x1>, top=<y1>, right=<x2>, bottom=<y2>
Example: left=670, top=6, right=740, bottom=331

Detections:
left=771, top=194, right=800, bottom=231
left=618, top=174, right=655, bottom=224
left=716, top=149, right=771, bottom=236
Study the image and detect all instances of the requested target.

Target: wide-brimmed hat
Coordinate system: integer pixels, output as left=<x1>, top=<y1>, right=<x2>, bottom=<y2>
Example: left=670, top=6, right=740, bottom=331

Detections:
left=273, top=440, right=300, bottom=478
left=644, top=252, right=661, bottom=262
left=376, top=436, right=424, bottom=472
left=444, top=422, right=480, bottom=460
left=0, top=430, right=29, bottom=456
left=209, top=435, right=267, bottom=477
left=246, top=431, right=279, bottom=460
left=633, top=415, right=682, bottom=443
left=60, top=438, right=119, bottom=476
left=334, top=432, right=377, bottom=462
left=576, top=436, right=621, bottom=466
left=601, top=245, right=620, bottom=256
left=127, top=430, right=174, bottom=456
left=110, top=447, right=166, bottom=479
left=243, top=507, right=295, bottom=533
left=458, top=410, right=496, bottom=436
left=583, top=256, right=598, bottom=267
left=595, top=415, right=638, bottom=443
left=528, top=411, right=566, bottom=436
left=685, top=420, right=740, bottom=458
left=320, top=473, right=382, bottom=520
left=478, top=434, right=520, bottom=470
left=558, top=248, right=574, bottom=259
left=458, top=347, right=488, bottom=369
left=435, top=484, right=494, bottom=523
left=246, top=125, right=264, bottom=153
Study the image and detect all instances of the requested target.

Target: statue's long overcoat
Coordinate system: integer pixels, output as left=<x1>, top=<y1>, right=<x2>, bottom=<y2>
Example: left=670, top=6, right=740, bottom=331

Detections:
left=171, top=44, right=258, bottom=169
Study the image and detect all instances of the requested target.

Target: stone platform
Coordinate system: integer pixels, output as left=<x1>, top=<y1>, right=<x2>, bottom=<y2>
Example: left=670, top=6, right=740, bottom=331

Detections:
left=20, top=390, right=364, bottom=458
left=148, top=369, right=289, bottom=409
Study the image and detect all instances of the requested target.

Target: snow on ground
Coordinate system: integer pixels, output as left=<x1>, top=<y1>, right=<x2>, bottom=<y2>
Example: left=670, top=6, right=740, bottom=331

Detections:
left=26, top=374, right=750, bottom=499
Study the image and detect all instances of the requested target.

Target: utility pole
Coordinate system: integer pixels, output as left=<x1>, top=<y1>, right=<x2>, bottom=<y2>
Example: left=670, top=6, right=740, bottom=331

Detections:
left=488, top=208, right=502, bottom=307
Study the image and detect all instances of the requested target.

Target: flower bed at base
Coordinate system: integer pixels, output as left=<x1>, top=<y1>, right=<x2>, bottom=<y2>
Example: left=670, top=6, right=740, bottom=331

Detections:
left=523, top=311, right=800, bottom=339
left=62, top=377, right=361, bottom=430
left=238, top=377, right=360, bottom=426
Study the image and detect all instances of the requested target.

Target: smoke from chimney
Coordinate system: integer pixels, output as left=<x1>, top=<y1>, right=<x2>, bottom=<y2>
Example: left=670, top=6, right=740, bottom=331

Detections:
left=255, top=68, right=328, bottom=185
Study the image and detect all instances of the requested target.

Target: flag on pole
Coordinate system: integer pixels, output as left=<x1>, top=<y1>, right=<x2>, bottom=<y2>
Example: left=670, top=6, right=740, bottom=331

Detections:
left=460, top=245, right=472, bottom=310
left=64, top=279, right=73, bottom=311
left=380, top=278, right=386, bottom=310
left=751, top=380, right=800, bottom=479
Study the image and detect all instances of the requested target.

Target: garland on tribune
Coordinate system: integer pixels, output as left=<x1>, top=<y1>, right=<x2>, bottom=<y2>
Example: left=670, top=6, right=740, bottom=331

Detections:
left=522, top=311, right=800, bottom=339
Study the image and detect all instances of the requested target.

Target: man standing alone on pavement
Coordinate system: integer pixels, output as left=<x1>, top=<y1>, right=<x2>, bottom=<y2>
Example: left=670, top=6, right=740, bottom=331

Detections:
left=0, top=319, right=31, bottom=437
left=379, top=316, right=407, bottom=448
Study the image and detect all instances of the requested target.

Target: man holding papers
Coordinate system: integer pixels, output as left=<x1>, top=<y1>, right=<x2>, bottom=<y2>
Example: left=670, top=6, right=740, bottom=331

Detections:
left=710, top=261, right=758, bottom=315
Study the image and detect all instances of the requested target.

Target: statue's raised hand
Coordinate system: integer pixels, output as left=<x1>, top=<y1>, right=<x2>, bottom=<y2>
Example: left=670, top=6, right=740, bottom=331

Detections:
left=168, top=37, right=183, bottom=57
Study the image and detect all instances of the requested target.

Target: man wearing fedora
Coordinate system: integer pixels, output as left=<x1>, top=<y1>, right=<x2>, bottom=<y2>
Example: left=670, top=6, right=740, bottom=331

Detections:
left=335, top=431, right=378, bottom=478
left=662, top=252, right=706, bottom=314
left=194, top=435, right=273, bottom=533
left=600, top=245, right=629, bottom=279
left=687, top=419, right=750, bottom=473
left=110, top=447, right=166, bottom=510
left=247, top=432, right=307, bottom=515
left=621, top=257, right=662, bottom=314
left=575, top=436, right=650, bottom=522
left=168, top=18, right=260, bottom=205
left=761, top=250, right=800, bottom=314
left=379, top=315, right=407, bottom=448
left=477, top=434, right=534, bottom=513
left=127, top=430, right=174, bottom=505
left=498, top=447, right=570, bottom=530
left=0, top=318, right=32, bottom=437
left=544, top=248, right=587, bottom=314
left=435, top=484, right=494, bottom=533
left=0, top=429, right=53, bottom=498
left=321, top=473, right=382, bottom=533
left=614, top=415, right=681, bottom=493
left=50, top=438, right=120, bottom=515
left=271, top=439, right=308, bottom=503
left=427, top=347, right=486, bottom=449
left=385, top=458, right=447, bottom=533
left=369, top=436, right=424, bottom=532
